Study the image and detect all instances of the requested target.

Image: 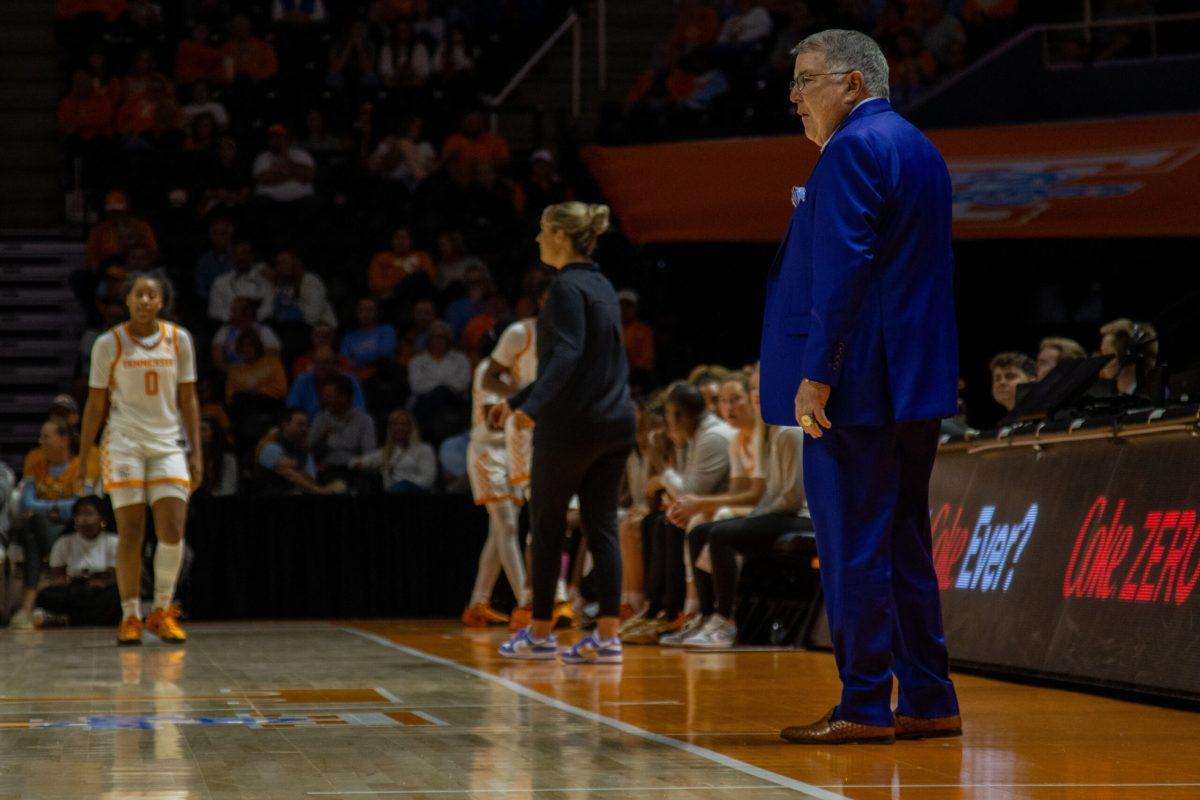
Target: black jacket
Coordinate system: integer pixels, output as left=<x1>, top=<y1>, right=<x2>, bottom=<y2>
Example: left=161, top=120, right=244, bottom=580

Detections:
left=511, top=262, right=635, bottom=443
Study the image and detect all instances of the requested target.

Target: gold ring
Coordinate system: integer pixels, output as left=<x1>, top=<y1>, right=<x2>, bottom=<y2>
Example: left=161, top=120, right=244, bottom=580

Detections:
left=800, top=415, right=814, bottom=427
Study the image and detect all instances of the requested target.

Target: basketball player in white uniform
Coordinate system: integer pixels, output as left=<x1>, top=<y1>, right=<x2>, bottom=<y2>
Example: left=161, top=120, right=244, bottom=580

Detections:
left=462, top=341, right=529, bottom=628
left=76, top=272, right=200, bottom=646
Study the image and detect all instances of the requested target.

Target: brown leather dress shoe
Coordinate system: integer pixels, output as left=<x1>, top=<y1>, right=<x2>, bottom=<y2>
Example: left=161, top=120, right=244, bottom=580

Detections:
left=780, top=708, right=895, bottom=745
left=894, top=713, right=962, bottom=740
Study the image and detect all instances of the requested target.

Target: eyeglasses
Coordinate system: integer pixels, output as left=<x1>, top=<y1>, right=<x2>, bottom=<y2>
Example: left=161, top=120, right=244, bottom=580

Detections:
left=789, top=71, right=852, bottom=94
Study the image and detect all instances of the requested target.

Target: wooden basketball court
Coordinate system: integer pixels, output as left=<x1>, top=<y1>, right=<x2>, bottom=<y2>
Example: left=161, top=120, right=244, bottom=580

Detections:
left=0, top=620, right=1195, bottom=799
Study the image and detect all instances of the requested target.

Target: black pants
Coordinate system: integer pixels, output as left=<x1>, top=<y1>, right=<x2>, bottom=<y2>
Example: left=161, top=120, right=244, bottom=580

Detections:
left=36, top=580, right=121, bottom=627
left=19, top=513, right=65, bottom=588
left=646, top=514, right=686, bottom=617
left=529, top=437, right=632, bottom=621
left=688, top=513, right=815, bottom=618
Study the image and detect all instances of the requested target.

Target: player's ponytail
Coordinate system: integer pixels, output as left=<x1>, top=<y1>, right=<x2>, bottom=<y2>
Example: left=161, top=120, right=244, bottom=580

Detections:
left=541, top=201, right=612, bottom=258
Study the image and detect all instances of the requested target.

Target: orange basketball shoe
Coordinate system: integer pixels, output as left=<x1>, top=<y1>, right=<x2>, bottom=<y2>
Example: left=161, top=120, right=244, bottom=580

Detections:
left=508, top=605, right=533, bottom=631
left=145, top=607, right=187, bottom=643
left=117, top=616, right=143, bottom=647
left=462, top=603, right=508, bottom=627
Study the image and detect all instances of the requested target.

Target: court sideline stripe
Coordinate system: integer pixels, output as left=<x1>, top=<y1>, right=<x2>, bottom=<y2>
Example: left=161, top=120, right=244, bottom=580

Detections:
left=339, top=626, right=849, bottom=800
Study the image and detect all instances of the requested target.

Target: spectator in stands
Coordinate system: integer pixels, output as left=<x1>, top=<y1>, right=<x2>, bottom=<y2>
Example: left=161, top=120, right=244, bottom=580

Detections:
left=49, top=394, right=82, bottom=429
left=292, top=322, right=351, bottom=378
left=408, top=320, right=470, bottom=441
left=513, top=150, right=572, bottom=223
left=327, top=18, right=380, bottom=90
left=432, top=25, right=477, bottom=84
left=513, top=265, right=551, bottom=319
left=212, top=297, right=283, bottom=371
left=175, top=23, right=226, bottom=86
left=85, top=191, right=159, bottom=273
left=106, top=49, right=164, bottom=110
left=32, top=496, right=120, bottom=629
left=368, top=116, right=437, bottom=191
left=183, top=111, right=220, bottom=158
left=225, top=328, right=289, bottom=406
left=379, top=20, right=432, bottom=87
left=1097, top=318, right=1158, bottom=397
left=434, top=230, right=486, bottom=290
left=990, top=351, right=1036, bottom=413
left=350, top=409, right=437, bottom=493
left=196, top=134, right=252, bottom=219
left=222, top=14, right=279, bottom=83
left=182, top=82, right=229, bottom=130
left=961, top=0, right=1020, bottom=56
left=10, top=419, right=101, bottom=630
left=669, top=0, right=721, bottom=55
left=619, top=400, right=665, bottom=618
left=194, top=217, right=235, bottom=304
left=288, top=345, right=367, bottom=418
left=619, top=289, right=655, bottom=382
left=249, top=124, right=316, bottom=219
left=685, top=428, right=809, bottom=646
left=1036, top=336, right=1087, bottom=380
left=115, top=73, right=182, bottom=145
left=79, top=281, right=127, bottom=367
left=59, top=68, right=114, bottom=144
left=716, top=0, right=774, bottom=49
left=369, top=225, right=435, bottom=299
left=198, top=416, right=238, bottom=496
left=208, top=240, right=272, bottom=322
left=266, top=249, right=335, bottom=328
left=341, top=297, right=398, bottom=380
left=888, top=27, right=938, bottom=105
left=127, top=0, right=165, bottom=41
left=445, top=264, right=492, bottom=337
left=438, top=428, right=470, bottom=494
left=625, top=381, right=734, bottom=643
left=690, top=367, right=726, bottom=415
left=398, top=298, right=438, bottom=364
left=916, top=0, right=967, bottom=72
left=256, top=407, right=337, bottom=495
left=412, top=0, right=446, bottom=46
left=309, top=376, right=377, bottom=485
left=439, top=111, right=510, bottom=178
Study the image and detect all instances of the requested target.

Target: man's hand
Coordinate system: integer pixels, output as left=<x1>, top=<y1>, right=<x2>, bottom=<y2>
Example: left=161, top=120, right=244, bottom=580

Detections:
left=794, top=379, right=832, bottom=438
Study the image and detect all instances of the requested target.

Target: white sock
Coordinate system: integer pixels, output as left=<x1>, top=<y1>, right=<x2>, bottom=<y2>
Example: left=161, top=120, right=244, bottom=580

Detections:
left=122, top=598, right=141, bottom=620
left=518, top=588, right=532, bottom=607
left=628, top=591, right=645, bottom=609
left=555, top=578, right=569, bottom=603
left=684, top=595, right=700, bottom=616
left=153, top=541, right=184, bottom=611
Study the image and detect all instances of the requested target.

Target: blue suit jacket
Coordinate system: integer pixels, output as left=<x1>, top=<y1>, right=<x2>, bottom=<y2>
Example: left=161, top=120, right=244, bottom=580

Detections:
left=760, top=99, right=959, bottom=427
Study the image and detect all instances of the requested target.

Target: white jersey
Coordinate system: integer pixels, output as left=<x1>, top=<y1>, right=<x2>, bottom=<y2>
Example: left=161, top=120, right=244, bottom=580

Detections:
left=490, top=318, right=537, bottom=391
left=89, top=321, right=197, bottom=442
left=470, top=359, right=504, bottom=443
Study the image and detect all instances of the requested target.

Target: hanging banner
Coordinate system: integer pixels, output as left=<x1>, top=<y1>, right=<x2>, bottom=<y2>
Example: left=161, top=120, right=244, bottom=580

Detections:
left=582, top=113, right=1200, bottom=242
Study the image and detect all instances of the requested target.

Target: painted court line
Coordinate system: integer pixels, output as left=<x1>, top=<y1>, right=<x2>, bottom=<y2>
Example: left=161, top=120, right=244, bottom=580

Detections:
left=374, top=686, right=402, bottom=703
left=339, top=626, right=848, bottom=800
left=308, top=788, right=793, bottom=796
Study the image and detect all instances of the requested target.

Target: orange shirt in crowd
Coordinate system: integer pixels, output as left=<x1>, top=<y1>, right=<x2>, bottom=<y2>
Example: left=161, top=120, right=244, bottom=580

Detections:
left=220, top=39, right=279, bottom=81
left=623, top=319, right=655, bottom=372
left=115, top=92, right=180, bottom=135
left=175, top=39, right=227, bottom=85
left=441, top=132, right=510, bottom=173
left=368, top=249, right=435, bottom=295
left=226, top=354, right=288, bottom=404
left=56, top=0, right=126, bottom=21
left=461, top=313, right=494, bottom=362
left=23, top=449, right=101, bottom=501
left=670, top=5, right=720, bottom=51
left=85, top=216, right=159, bottom=271
left=58, top=92, right=114, bottom=139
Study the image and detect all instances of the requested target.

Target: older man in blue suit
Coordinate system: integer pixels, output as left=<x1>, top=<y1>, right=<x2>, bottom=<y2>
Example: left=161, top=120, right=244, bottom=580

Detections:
left=760, top=29, right=962, bottom=744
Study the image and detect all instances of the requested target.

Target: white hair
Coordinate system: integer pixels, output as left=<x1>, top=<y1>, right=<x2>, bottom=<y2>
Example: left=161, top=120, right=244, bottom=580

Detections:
left=790, top=29, right=890, bottom=100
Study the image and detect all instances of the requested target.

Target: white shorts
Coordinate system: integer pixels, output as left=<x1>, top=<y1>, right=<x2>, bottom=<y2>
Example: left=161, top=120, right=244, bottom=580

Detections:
left=467, top=437, right=513, bottom=506
left=101, top=427, right=192, bottom=509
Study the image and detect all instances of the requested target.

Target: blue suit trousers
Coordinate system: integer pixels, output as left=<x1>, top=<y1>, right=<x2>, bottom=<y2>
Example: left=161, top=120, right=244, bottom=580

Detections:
left=803, top=419, right=959, bottom=727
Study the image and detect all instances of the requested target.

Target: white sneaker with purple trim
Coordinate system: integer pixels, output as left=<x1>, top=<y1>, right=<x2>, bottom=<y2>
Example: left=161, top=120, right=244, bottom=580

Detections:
left=559, top=632, right=623, bottom=664
left=499, top=627, right=558, bottom=660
